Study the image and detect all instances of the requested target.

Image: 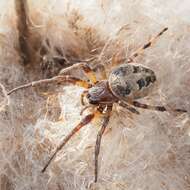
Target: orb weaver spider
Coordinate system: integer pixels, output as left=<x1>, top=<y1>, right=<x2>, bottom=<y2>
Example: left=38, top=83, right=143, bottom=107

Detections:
left=8, top=27, right=187, bottom=182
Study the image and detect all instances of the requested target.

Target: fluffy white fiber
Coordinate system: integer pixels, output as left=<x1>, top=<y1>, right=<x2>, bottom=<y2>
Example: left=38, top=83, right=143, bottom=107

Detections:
left=0, top=0, right=190, bottom=190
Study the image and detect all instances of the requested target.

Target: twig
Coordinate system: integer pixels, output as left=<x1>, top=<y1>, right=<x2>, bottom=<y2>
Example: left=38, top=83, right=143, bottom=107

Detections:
left=15, top=0, right=31, bottom=65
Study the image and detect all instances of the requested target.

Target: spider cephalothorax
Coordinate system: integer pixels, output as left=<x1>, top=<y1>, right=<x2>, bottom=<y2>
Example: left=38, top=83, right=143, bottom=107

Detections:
left=86, top=80, right=117, bottom=104
left=7, top=27, right=187, bottom=182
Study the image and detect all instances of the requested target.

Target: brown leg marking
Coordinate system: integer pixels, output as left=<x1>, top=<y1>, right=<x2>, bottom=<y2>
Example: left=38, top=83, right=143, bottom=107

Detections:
left=130, top=101, right=187, bottom=113
left=41, top=113, right=95, bottom=173
left=127, top=27, right=168, bottom=63
left=94, top=105, right=112, bottom=182
left=8, top=75, right=92, bottom=95
left=118, top=101, right=140, bottom=115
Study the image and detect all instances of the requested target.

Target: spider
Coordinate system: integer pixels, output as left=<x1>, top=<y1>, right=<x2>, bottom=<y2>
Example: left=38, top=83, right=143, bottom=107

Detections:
left=7, top=27, right=187, bottom=183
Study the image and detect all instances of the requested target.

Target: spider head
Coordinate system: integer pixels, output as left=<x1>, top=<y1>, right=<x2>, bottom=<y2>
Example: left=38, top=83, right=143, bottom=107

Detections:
left=86, top=92, right=98, bottom=105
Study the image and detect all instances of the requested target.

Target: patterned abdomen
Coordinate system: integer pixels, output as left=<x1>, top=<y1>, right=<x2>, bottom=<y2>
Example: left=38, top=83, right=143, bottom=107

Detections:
left=108, top=64, right=156, bottom=101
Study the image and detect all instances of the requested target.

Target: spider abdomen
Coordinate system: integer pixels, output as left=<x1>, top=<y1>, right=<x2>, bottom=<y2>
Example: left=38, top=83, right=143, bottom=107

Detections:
left=108, top=64, right=156, bottom=101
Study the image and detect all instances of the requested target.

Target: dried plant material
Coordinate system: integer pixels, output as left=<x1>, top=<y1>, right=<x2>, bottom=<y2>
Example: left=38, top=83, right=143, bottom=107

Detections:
left=14, top=0, right=31, bottom=65
left=0, top=83, right=9, bottom=112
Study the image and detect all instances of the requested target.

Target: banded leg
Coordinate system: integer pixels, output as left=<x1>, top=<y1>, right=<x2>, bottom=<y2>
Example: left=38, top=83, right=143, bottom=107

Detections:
left=127, top=27, right=168, bottom=63
left=94, top=105, right=112, bottom=182
left=118, top=101, right=140, bottom=115
left=59, top=62, right=98, bottom=84
left=8, top=75, right=91, bottom=95
left=129, top=100, right=187, bottom=113
left=41, top=113, right=95, bottom=173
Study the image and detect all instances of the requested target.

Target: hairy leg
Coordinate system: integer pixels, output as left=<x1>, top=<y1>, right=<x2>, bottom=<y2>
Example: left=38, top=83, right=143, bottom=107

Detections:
left=59, top=62, right=98, bottom=84
left=41, top=113, right=95, bottom=173
left=129, top=100, right=187, bottom=113
left=8, top=75, right=92, bottom=95
left=127, top=27, right=168, bottom=63
left=94, top=105, right=112, bottom=182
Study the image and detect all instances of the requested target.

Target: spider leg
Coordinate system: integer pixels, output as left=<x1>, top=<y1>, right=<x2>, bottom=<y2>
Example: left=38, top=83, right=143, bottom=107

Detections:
left=128, top=100, right=187, bottom=113
left=80, top=90, right=88, bottom=105
left=94, top=105, right=112, bottom=182
left=60, top=62, right=98, bottom=84
left=118, top=101, right=140, bottom=115
left=59, top=62, right=85, bottom=74
left=8, top=75, right=91, bottom=95
left=127, top=27, right=168, bottom=63
left=80, top=105, right=93, bottom=115
left=41, top=113, right=95, bottom=173
left=81, top=63, right=98, bottom=84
